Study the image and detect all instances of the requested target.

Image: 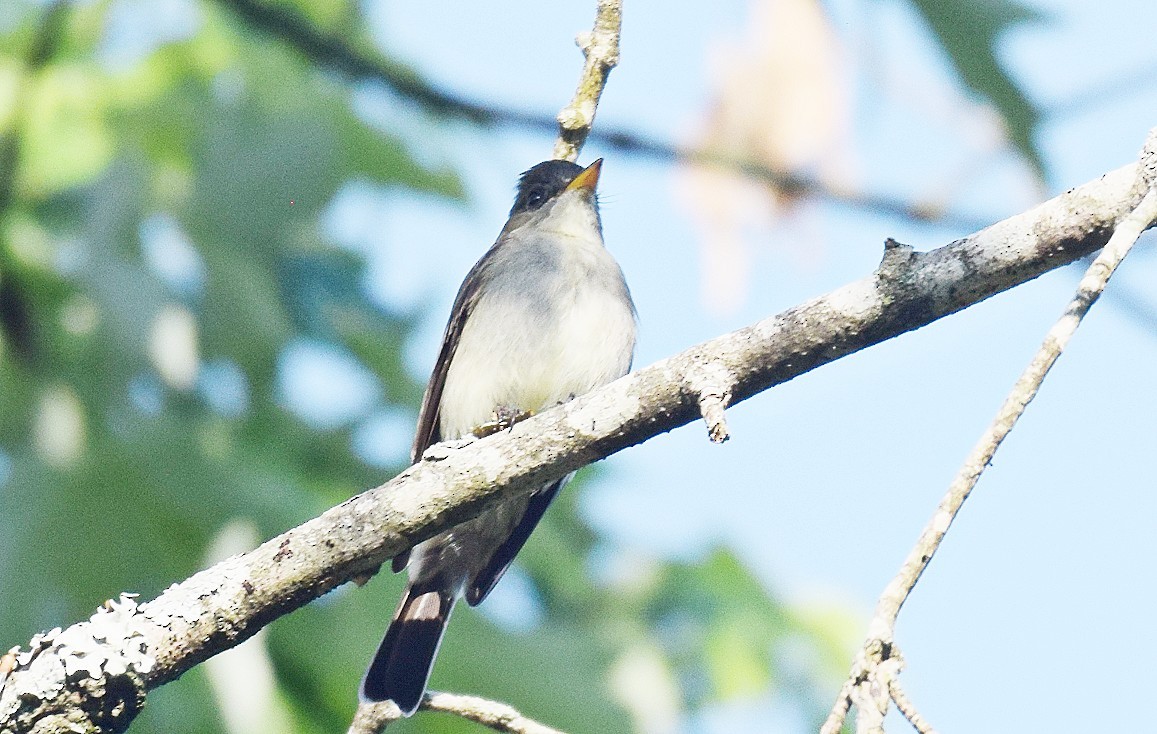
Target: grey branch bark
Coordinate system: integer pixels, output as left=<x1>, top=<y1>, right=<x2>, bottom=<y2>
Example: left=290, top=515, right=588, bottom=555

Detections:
left=820, top=129, right=1157, bottom=734
left=2, top=149, right=1154, bottom=732
left=349, top=693, right=566, bottom=734
left=552, top=0, right=622, bottom=162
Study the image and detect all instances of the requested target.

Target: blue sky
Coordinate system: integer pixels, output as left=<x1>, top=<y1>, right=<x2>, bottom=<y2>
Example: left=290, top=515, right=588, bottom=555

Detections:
left=297, top=0, right=1157, bottom=731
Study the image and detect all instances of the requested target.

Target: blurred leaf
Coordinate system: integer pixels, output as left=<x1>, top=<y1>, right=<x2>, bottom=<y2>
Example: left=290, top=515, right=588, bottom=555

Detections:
left=706, top=623, right=769, bottom=698
left=20, top=63, right=115, bottom=196
left=906, top=0, right=1047, bottom=176
left=627, top=545, right=851, bottom=718
left=281, top=0, right=360, bottom=33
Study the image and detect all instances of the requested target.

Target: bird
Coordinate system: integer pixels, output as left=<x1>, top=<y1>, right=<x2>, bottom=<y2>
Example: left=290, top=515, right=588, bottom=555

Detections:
left=359, top=158, right=637, bottom=715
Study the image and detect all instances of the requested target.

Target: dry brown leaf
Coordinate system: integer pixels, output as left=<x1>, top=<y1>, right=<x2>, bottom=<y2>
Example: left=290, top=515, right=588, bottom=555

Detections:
left=678, top=0, right=854, bottom=313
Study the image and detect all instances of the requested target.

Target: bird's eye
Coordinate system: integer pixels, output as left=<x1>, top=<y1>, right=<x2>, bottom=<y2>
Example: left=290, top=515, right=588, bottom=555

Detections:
left=526, top=190, right=546, bottom=208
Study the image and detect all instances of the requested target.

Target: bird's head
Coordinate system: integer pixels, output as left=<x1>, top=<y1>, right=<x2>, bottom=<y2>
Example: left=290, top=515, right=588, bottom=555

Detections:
left=504, top=158, right=603, bottom=237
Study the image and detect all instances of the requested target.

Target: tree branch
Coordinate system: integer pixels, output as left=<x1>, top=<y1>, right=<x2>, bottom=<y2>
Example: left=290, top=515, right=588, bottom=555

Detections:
left=208, top=0, right=991, bottom=231
left=820, top=129, right=1157, bottom=734
left=2, top=145, right=1154, bottom=732
left=348, top=693, right=566, bottom=734
left=889, top=678, right=938, bottom=734
left=552, top=0, right=621, bottom=162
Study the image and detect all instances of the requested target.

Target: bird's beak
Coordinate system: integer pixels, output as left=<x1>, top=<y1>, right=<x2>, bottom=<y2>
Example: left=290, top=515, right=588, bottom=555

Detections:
left=565, top=158, right=602, bottom=193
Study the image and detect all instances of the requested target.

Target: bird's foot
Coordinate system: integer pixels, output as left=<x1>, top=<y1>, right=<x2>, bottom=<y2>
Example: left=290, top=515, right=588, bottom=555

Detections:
left=473, top=406, right=534, bottom=438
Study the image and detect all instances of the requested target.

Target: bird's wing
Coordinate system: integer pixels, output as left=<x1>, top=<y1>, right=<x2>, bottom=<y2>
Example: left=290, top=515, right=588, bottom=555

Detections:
left=392, top=246, right=494, bottom=574
left=409, top=249, right=495, bottom=463
left=465, top=476, right=567, bottom=606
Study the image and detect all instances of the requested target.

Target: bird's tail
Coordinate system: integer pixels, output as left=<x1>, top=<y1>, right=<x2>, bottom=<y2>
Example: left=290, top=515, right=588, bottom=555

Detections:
left=359, top=585, right=457, bottom=716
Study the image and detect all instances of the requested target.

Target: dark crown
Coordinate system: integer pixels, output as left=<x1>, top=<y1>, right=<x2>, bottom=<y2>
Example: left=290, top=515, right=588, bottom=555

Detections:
left=510, top=160, right=586, bottom=216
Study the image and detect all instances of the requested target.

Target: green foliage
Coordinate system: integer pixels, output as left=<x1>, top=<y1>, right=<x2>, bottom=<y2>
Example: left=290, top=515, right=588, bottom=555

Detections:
left=906, top=0, right=1047, bottom=176
left=0, top=1, right=857, bottom=732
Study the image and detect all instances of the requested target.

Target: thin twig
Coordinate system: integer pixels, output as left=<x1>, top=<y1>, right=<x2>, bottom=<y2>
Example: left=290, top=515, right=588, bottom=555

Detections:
left=347, top=692, right=567, bottom=734
left=209, top=0, right=990, bottom=230
left=552, top=0, right=621, bottom=162
left=1069, top=253, right=1157, bottom=334
left=889, top=679, right=938, bottom=734
left=820, top=130, right=1157, bottom=734
left=346, top=699, right=399, bottom=734
left=870, top=183, right=1157, bottom=642
left=837, top=639, right=903, bottom=734
left=686, top=361, right=735, bottom=443
left=425, top=692, right=567, bottom=734
left=825, top=678, right=853, bottom=733
left=698, top=392, right=730, bottom=443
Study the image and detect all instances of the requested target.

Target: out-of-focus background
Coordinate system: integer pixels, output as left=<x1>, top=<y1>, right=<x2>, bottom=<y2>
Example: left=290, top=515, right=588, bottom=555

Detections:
left=2, top=0, right=1155, bottom=732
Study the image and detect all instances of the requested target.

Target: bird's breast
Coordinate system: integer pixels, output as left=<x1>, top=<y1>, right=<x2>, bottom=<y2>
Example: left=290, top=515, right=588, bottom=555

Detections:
left=438, top=234, right=636, bottom=439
